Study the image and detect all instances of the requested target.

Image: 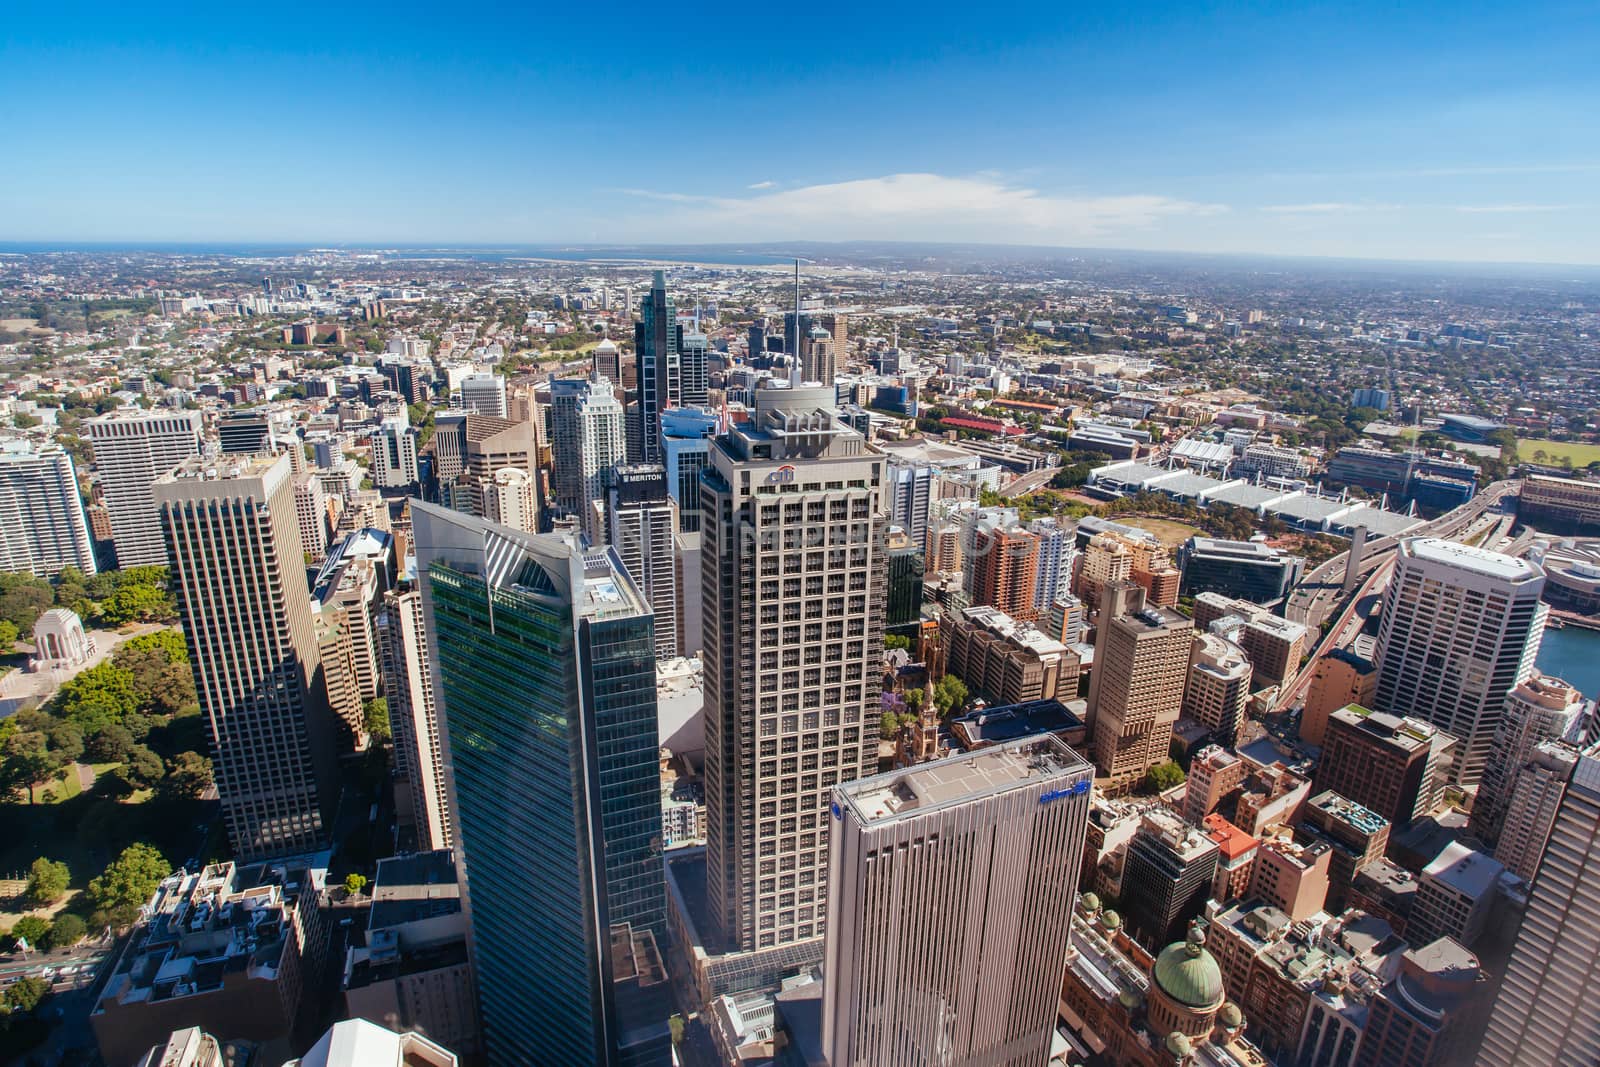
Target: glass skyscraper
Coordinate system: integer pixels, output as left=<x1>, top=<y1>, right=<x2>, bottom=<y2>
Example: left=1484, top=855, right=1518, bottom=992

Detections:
left=631, top=270, right=676, bottom=466
left=412, top=503, right=669, bottom=1066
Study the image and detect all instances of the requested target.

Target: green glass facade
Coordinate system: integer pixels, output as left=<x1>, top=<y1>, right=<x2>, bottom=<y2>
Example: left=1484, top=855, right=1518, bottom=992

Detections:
left=426, top=547, right=668, bottom=1066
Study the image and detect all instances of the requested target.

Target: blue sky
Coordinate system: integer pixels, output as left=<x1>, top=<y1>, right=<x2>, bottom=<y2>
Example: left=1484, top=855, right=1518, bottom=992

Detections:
left=3, top=1, right=1598, bottom=263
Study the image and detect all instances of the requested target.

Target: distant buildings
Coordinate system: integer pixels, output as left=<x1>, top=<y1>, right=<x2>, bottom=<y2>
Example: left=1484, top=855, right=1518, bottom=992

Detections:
left=1374, top=538, right=1547, bottom=784
left=1088, top=582, right=1192, bottom=792
left=413, top=503, right=668, bottom=1065
left=157, top=453, right=338, bottom=859
left=1519, top=473, right=1600, bottom=534
left=0, top=439, right=98, bottom=576
left=88, top=408, right=203, bottom=567
left=549, top=374, right=626, bottom=542
left=945, top=604, right=1080, bottom=707
left=822, top=736, right=1092, bottom=1066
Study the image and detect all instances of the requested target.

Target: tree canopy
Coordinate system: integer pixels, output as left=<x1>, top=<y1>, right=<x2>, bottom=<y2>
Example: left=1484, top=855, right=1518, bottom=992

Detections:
left=86, top=843, right=170, bottom=927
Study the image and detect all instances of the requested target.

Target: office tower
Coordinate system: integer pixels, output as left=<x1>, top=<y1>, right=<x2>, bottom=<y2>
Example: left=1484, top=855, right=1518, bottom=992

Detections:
left=1247, top=837, right=1331, bottom=920
left=0, top=440, right=98, bottom=577
left=550, top=375, right=626, bottom=541
left=1357, top=938, right=1486, bottom=1067
left=631, top=270, right=676, bottom=464
left=1120, top=808, right=1221, bottom=950
left=371, top=415, right=421, bottom=488
left=1374, top=538, right=1548, bottom=784
left=593, top=338, right=622, bottom=383
left=294, top=473, right=331, bottom=561
left=313, top=531, right=389, bottom=703
left=155, top=453, right=338, bottom=859
left=1193, top=593, right=1310, bottom=689
left=1300, top=648, right=1377, bottom=746
left=1028, top=516, right=1077, bottom=617
left=701, top=382, right=887, bottom=961
left=1493, top=740, right=1578, bottom=882
left=886, top=458, right=934, bottom=547
left=376, top=586, right=453, bottom=852
left=945, top=605, right=1079, bottom=707
left=1087, top=582, right=1192, bottom=793
left=1473, top=673, right=1586, bottom=846
left=412, top=503, right=669, bottom=1066
left=88, top=409, right=203, bottom=567
left=1177, top=536, right=1303, bottom=605
left=457, top=371, right=507, bottom=418
left=821, top=736, right=1092, bottom=1067
left=676, top=324, right=710, bottom=408
left=479, top=467, right=536, bottom=532
left=1313, top=705, right=1451, bottom=828
left=1477, top=747, right=1600, bottom=1066
left=216, top=410, right=275, bottom=454
left=1409, top=842, right=1504, bottom=948
left=606, top=464, right=678, bottom=659
left=746, top=321, right=767, bottom=362
left=971, top=524, right=1039, bottom=621
left=1299, top=790, right=1390, bottom=910
left=1182, top=631, right=1252, bottom=748
left=785, top=311, right=848, bottom=381
left=661, top=407, right=718, bottom=533
left=1184, top=746, right=1246, bottom=824
left=885, top=528, right=925, bottom=629
left=432, top=411, right=540, bottom=522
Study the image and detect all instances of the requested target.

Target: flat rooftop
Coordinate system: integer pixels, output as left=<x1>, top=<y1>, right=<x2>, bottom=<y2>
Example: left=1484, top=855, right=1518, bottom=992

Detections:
left=1404, top=537, right=1541, bottom=582
left=370, top=850, right=462, bottom=930
left=838, top=734, right=1089, bottom=825
left=1422, top=841, right=1503, bottom=901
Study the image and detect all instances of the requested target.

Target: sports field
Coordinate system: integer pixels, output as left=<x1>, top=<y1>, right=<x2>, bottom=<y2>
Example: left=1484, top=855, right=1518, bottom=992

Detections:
left=1519, top=438, right=1600, bottom=466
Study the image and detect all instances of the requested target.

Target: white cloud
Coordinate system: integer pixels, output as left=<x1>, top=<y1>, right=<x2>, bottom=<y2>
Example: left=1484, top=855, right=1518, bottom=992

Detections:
left=618, top=173, right=1226, bottom=244
left=746, top=180, right=776, bottom=190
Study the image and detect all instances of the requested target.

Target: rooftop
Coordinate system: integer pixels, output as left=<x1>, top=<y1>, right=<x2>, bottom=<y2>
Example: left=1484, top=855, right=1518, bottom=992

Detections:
left=1403, top=537, right=1542, bottom=582
left=1421, top=842, right=1504, bottom=901
left=369, top=850, right=462, bottom=930
left=837, top=734, right=1089, bottom=825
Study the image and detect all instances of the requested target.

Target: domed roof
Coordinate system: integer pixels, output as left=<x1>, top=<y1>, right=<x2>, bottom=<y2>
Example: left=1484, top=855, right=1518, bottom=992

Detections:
left=1218, top=1002, right=1243, bottom=1029
left=1153, top=921, right=1225, bottom=1010
left=1081, top=891, right=1101, bottom=913
left=1100, top=909, right=1121, bottom=931
left=1166, top=1031, right=1194, bottom=1057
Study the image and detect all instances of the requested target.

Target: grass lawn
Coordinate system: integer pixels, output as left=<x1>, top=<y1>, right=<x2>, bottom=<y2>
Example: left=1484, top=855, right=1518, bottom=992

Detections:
left=1119, top=517, right=1203, bottom=549
left=1519, top=438, right=1600, bottom=466
left=29, top=769, right=82, bottom=805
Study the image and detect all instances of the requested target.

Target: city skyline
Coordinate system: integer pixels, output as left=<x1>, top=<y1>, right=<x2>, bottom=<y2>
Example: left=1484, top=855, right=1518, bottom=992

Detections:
left=4, top=2, right=1599, bottom=263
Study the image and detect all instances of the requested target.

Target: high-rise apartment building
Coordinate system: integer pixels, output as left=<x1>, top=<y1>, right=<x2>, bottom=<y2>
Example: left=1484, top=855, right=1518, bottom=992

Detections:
left=156, top=453, right=338, bottom=859
left=550, top=374, right=627, bottom=541
left=1087, top=582, right=1192, bottom=792
left=457, top=372, right=507, bottom=418
left=0, top=440, right=98, bottom=577
left=1374, top=538, right=1547, bottom=784
left=376, top=584, right=453, bottom=853
left=631, top=271, right=676, bottom=465
left=478, top=467, right=536, bottom=532
left=822, top=736, right=1092, bottom=1067
left=1029, top=516, right=1077, bottom=617
left=1477, top=746, right=1600, bottom=1066
left=294, top=473, right=331, bottom=562
left=371, top=415, right=420, bottom=489
left=1182, top=631, right=1252, bottom=748
left=701, top=383, right=887, bottom=962
left=1493, top=740, right=1578, bottom=882
left=606, top=464, right=678, bottom=660
left=1473, top=673, right=1586, bottom=846
left=1313, top=705, right=1450, bottom=828
left=413, top=503, right=669, bottom=1066
left=89, top=409, right=203, bottom=567
left=970, top=524, right=1040, bottom=620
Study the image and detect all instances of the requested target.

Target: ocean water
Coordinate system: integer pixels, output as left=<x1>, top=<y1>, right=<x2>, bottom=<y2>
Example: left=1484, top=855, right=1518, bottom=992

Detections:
left=1536, top=624, right=1600, bottom=702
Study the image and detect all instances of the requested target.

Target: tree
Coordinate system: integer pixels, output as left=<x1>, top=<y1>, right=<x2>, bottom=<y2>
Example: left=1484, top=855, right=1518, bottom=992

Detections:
left=85, top=723, right=135, bottom=763
left=99, top=583, right=174, bottom=625
left=1144, top=760, right=1186, bottom=793
left=54, top=662, right=139, bottom=736
left=2, top=976, right=48, bottom=1015
left=116, top=745, right=165, bottom=789
left=883, top=633, right=911, bottom=652
left=1, top=730, right=63, bottom=805
left=344, top=873, right=368, bottom=896
left=157, top=751, right=212, bottom=802
left=363, top=697, right=391, bottom=744
left=669, top=1014, right=685, bottom=1046
left=86, top=843, right=170, bottom=927
left=43, top=913, right=85, bottom=950
left=905, top=687, right=924, bottom=713
left=879, top=711, right=903, bottom=739
left=933, top=674, right=969, bottom=717
left=0, top=620, right=18, bottom=648
left=7, top=916, right=49, bottom=952
left=23, top=858, right=70, bottom=907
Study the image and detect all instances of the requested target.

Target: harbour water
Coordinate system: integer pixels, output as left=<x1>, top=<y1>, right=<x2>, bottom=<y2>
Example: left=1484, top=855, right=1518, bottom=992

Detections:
left=1536, top=625, right=1600, bottom=702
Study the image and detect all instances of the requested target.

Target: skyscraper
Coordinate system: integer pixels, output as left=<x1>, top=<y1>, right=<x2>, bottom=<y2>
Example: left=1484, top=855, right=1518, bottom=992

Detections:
left=1493, top=740, right=1578, bottom=882
left=1374, top=538, right=1547, bottom=784
left=822, top=735, right=1092, bottom=1067
left=605, top=464, right=678, bottom=660
left=371, top=415, right=421, bottom=489
left=412, top=503, right=669, bottom=1066
left=1476, top=747, right=1600, bottom=1065
left=549, top=374, right=627, bottom=541
left=1087, top=582, right=1192, bottom=793
left=1472, top=673, right=1586, bottom=846
left=675, top=323, right=710, bottom=409
left=376, top=582, right=453, bottom=853
left=970, top=524, right=1040, bottom=621
left=457, top=372, right=507, bottom=418
left=155, top=453, right=338, bottom=859
left=661, top=407, right=718, bottom=534
left=701, top=382, right=887, bottom=961
left=0, top=440, right=98, bottom=577
left=88, top=409, right=203, bottom=567
left=631, top=270, right=675, bottom=465
left=478, top=467, right=537, bottom=532
left=1182, top=631, right=1252, bottom=748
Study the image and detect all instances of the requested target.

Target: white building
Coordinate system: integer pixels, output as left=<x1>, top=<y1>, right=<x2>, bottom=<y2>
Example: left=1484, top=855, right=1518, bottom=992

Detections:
left=605, top=464, right=678, bottom=660
left=1475, top=674, right=1587, bottom=846
left=1374, top=539, right=1548, bottom=784
left=457, top=372, right=507, bottom=418
left=88, top=409, right=203, bottom=567
left=370, top=416, right=420, bottom=489
left=31, top=607, right=93, bottom=671
left=1029, top=515, right=1078, bottom=615
left=548, top=374, right=626, bottom=540
left=0, top=440, right=98, bottom=577
left=479, top=467, right=536, bottom=533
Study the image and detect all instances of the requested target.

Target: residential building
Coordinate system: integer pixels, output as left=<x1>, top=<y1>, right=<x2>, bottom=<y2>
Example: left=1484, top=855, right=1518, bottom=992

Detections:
left=478, top=466, right=536, bottom=532
left=1493, top=740, right=1579, bottom=882
left=631, top=270, right=676, bottom=464
left=91, top=859, right=328, bottom=1067
left=1374, top=538, right=1547, bottom=784
left=1473, top=673, right=1586, bottom=846
left=1177, top=537, right=1303, bottom=606
left=156, top=454, right=338, bottom=859
left=821, top=736, right=1092, bottom=1067
left=88, top=408, right=203, bottom=566
left=342, top=851, right=478, bottom=1058
left=371, top=415, right=420, bottom=489
left=458, top=371, right=507, bottom=417
left=0, top=440, right=98, bottom=577
left=970, top=523, right=1040, bottom=620
left=1087, top=583, right=1192, bottom=792
left=1313, top=705, right=1449, bottom=829
left=413, top=503, right=669, bottom=1066
left=1182, top=631, right=1252, bottom=748
left=1300, top=649, right=1377, bottom=746
left=1029, top=516, right=1077, bottom=616
left=1120, top=807, right=1220, bottom=950
left=376, top=583, right=453, bottom=853
left=945, top=604, right=1080, bottom=707
left=293, top=472, right=331, bottom=562
left=699, top=383, right=887, bottom=975
left=549, top=374, right=626, bottom=541
left=605, top=463, right=678, bottom=659
left=1477, top=747, right=1600, bottom=1065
